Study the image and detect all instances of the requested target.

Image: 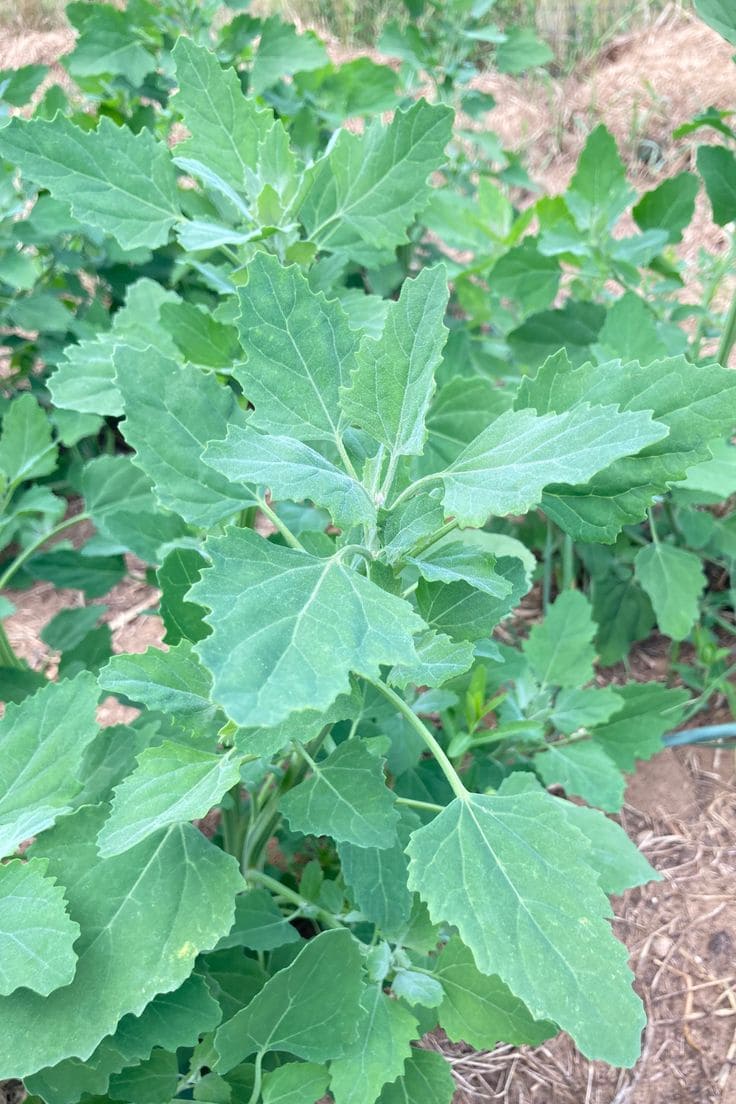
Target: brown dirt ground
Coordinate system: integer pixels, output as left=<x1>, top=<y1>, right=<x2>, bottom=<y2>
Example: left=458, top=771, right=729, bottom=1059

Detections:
left=2, top=11, right=736, bottom=1104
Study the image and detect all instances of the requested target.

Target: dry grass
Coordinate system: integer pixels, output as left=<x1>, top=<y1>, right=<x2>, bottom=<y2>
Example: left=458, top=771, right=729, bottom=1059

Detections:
left=0, top=0, right=66, bottom=34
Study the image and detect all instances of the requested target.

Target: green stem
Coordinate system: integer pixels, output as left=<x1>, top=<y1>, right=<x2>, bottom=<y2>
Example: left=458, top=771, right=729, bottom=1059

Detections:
left=542, top=520, right=554, bottom=612
left=692, top=239, right=735, bottom=359
left=336, top=544, right=374, bottom=565
left=0, top=512, right=90, bottom=592
left=648, top=507, right=660, bottom=545
left=220, top=784, right=245, bottom=859
left=0, top=620, right=22, bottom=669
left=378, top=451, right=400, bottom=504
left=243, top=868, right=341, bottom=929
left=406, top=518, right=459, bottom=560
left=256, top=499, right=306, bottom=552
left=561, top=532, right=575, bottom=590
left=246, top=1051, right=264, bottom=1104
left=387, top=474, right=440, bottom=513
left=395, top=796, right=444, bottom=814
left=717, top=282, right=736, bottom=367
left=371, top=680, right=468, bottom=801
left=334, top=433, right=360, bottom=482
left=237, top=506, right=257, bottom=528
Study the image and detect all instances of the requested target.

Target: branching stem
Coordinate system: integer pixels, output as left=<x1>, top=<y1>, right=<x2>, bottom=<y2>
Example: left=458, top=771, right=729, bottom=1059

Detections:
left=256, top=498, right=306, bottom=552
left=243, top=868, right=341, bottom=928
left=0, top=512, right=90, bottom=591
left=371, top=680, right=468, bottom=800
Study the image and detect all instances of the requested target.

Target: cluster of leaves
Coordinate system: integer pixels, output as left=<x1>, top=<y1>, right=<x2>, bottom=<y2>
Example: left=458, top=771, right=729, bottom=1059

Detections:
left=0, top=2, right=735, bottom=1102
left=416, top=0, right=736, bottom=668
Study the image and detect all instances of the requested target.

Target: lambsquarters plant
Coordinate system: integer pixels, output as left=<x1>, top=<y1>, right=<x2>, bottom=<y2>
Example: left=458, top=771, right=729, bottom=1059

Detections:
left=2, top=39, right=736, bottom=1104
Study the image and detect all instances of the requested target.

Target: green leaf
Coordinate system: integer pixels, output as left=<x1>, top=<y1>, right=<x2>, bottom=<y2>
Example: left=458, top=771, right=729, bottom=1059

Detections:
left=0, top=858, right=79, bottom=997
left=100, top=641, right=215, bottom=720
left=338, top=813, right=415, bottom=932
left=415, top=554, right=528, bottom=644
left=96, top=742, right=241, bottom=857
left=420, top=377, right=513, bottom=476
left=697, top=0, right=736, bottom=40
left=391, top=969, right=443, bottom=1007
left=83, top=454, right=189, bottom=564
left=0, top=63, right=47, bottom=106
left=217, top=890, right=301, bottom=952
left=0, top=808, right=242, bottom=1079
left=213, top=930, right=363, bottom=1071
left=64, top=2, right=155, bottom=83
left=191, top=528, right=424, bottom=727
left=252, top=17, right=328, bottom=94
left=329, top=984, right=418, bottom=1104
left=592, top=570, right=654, bottom=664
left=565, top=124, right=633, bottom=230
left=383, top=490, right=445, bottom=564
left=26, top=975, right=221, bottom=1104
left=158, top=547, right=209, bottom=646
left=24, top=547, right=126, bottom=598
left=495, top=26, right=553, bottom=73
left=0, top=115, right=180, bottom=249
left=534, top=741, right=625, bottom=812
left=518, top=353, right=736, bottom=541
left=299, top=99, right=453, bottom=260
left=197, top=948, right=267, bottom=1023
left=558, top=803, right=660, bottom=896
left=172, top=38, right=273, bottom=195
left=508, top=300, right=605, bottom=370
left=203, top=426, right=376, bottom=529
left=377, top=1048, right=454, bottom=1104
left=633, top=172, right=699, bottom=244
left=695, top=0, right=736, bottom=45
left=160, top=301, right=239, bottom=369
left=341, top=265, right=449, bottom=458
left=594, top=293, right=668, bottom=365
left=41, top=605, right=106, bottom=652
left=699, top=145, right=736, bottom=226
left=390, top=629, right=475, bottom=690
left=409, top=542, right=512, bottom=598
left=233, top=690, right=358, bottom=759
left=0, top=393, right=57, bottom=489
left=490, top=238, right=560, bottom=314
left=0, top=672, right=99, bottom=859
left=280, top=739, right=399, bottom=848
left=58, top=625, right=113, bottom=681
left=550, top=686, right=623, bottom=734
left=298, top=57, right=399, bottom=123
left=497, top=775, right=658, bottom=895
left=406, top=792, right=644, bottom=1065
left=592, top=682, right=690, bottom=771
left=234, top=253, right=359, bottom=442
left=681, top=439, right=736, bottom=498
left=107, top=1047, right=178, bottom=1104
left=116, top=347, right=249, bottom=527
left=523, top=590, right=596, bottom=688
left=262, top=1062, right=330, bottom=1104
left=50, top=279, right=181, bottom=418
left=437, top=404, right=666, bottom=526
left=435, top=936, right=554, bottom=1050
left=634, top=543, right=706, bottom=640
